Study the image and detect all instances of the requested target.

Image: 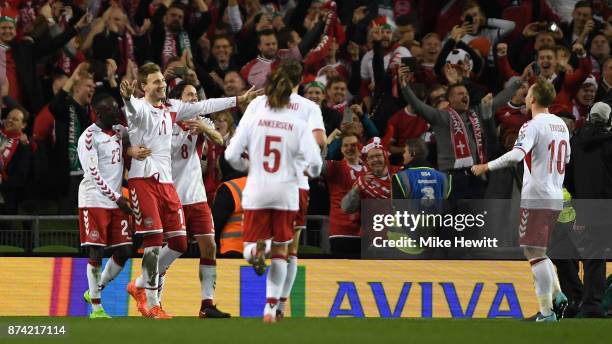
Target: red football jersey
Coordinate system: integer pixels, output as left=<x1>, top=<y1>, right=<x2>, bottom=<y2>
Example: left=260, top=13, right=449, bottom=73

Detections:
left=325, top=159, right=364, bottom=238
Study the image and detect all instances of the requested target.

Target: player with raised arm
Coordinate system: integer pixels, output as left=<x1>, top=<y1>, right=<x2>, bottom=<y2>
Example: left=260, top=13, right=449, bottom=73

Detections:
left=225, top=59, right=323, bottom=323
left=472, top=79, right=570, bottom=322
left=78, top=94, right=139, bottom=318
left=119, top=63, right=257, bottom=319
left=165, top=82, right=231, bottom=318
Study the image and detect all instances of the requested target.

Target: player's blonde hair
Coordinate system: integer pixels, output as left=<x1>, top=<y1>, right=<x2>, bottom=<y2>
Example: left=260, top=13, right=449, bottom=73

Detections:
left=138, top=62, right=162, bottom=89
left=532, top=79, right=556, bottom=107
left=265, top=59, right=302, bottom=110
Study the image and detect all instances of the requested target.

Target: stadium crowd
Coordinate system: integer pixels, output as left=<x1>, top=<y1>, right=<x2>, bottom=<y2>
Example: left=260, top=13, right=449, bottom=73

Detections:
left=0, top=0, right=610, bottom=319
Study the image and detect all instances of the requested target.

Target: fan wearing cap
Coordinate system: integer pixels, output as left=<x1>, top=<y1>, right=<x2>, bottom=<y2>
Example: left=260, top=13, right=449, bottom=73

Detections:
left=341, top=137, right=401, bottom=214
left=565, top=101, right=612, bottom=318
left=571, top=75, right=598, bottom=128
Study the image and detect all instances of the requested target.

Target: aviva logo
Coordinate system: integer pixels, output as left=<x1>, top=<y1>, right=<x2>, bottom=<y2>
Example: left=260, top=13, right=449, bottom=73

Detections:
left=239, top=267, right=523, bottom=318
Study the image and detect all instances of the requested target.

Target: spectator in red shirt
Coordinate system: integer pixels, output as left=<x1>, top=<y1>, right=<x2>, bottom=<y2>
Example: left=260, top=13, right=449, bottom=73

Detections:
left=495, top=77, right=530, bottom=147
left=384, top=102, right=429, bottom=157
left=321, top=132, right=364, bottom=257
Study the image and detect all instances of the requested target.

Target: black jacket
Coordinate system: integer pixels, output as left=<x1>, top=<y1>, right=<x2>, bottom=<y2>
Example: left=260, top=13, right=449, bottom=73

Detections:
left=567, top=123, right=612, bottom=225
left=1, top=140, right=32, bottom=213
left=9, top=26, right=78, bottom=115
left=35, top=89, right=92, bottom=198
left=567, top=123, right=612, bottom=199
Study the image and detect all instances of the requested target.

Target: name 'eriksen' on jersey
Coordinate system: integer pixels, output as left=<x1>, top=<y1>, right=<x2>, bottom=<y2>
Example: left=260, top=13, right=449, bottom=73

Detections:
left=548, top=124, right=567, bottom=132
left=258, top=119, right=294, bottom=131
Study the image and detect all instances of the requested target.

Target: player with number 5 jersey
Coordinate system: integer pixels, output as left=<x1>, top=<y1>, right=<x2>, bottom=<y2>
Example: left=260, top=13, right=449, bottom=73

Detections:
left=225, top=59, right=322, bottom=323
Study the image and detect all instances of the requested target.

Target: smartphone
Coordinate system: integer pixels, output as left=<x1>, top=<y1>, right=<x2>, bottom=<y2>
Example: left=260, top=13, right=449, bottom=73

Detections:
left=342, top=106, right=353, bottom=124
left=465, top=15, right=473, bottom=25
left=401, top=57, right=418, bottom=71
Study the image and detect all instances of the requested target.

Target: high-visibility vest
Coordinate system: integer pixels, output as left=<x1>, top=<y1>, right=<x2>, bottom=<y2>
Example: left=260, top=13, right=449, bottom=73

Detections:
left=558, top=188, right=576, bottom=224
left=219, top=177, right=247, bottom=254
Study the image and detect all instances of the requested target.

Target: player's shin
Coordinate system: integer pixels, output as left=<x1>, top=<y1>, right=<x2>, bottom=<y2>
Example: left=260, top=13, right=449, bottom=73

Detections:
left=278, top=234, right=300, bottom=316
left=265, top=245, right=289, bottom=319
left=530, top=256, right=554, bottom=316
left=197, top=235, right=217, bottom=308
left=99, top=245, right=131, bottom=290
left=86, top=247, right=104, bottom=310
left=142, top=246, right=161, bottom=308
left=87, top=260, right=103, bottom=311
left=158, top=235, right=187, bottom=273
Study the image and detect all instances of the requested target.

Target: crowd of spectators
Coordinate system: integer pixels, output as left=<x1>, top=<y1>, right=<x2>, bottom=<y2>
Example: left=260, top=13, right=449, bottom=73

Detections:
left=0, top=0, right=611, bottom=254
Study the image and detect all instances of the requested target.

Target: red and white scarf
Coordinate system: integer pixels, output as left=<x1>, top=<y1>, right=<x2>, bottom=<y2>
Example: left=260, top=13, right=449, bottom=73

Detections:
left=448, top=107, right=485, bottom=168
left=118, top=32, right=135, bottom=75
left=356, top=172, right=391, bottom=199
left=0, top=129, right=20, bottom=183
left=161, top=30, right=191, bottom=67
left=358, top=137, right=392, bottom=199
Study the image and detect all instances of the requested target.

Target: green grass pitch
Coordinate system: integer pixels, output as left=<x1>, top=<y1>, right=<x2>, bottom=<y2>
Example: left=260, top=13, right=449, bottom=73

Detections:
left=0, top=317, right=609, bottom=344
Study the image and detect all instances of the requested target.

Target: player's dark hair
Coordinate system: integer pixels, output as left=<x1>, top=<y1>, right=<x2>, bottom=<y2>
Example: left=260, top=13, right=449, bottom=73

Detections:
left=532, top=79, right=556, bottom=107
left=92, top=92, right=115, bottom=108
left=138, top=62, right=162, bottom=89
left=265, top=59, right=302, bottom=110
left=168, top=81, right=198, bottom=100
